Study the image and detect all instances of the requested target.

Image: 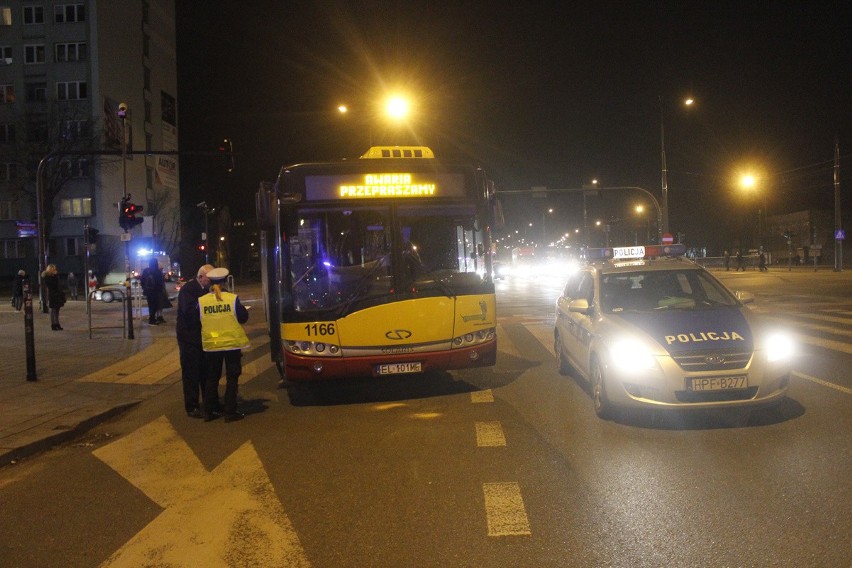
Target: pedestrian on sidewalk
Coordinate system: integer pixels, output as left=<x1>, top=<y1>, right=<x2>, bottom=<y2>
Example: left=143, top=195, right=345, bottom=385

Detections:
left=758, top=250, right=768, bottom=272
left=176, top=263, right=215, bottom=418
left=42, top=264, right=65, bottom=330
left=141, top=258, right=164, bottom=325
left=67, top=271, right=79, bottom=301
left=200, top=267, right=250, bottom=423
left=87, top=270, right=98, bottom=300
left=735, top=250, right=745, bottom=271
left=11, top=269, right=26, bottom=311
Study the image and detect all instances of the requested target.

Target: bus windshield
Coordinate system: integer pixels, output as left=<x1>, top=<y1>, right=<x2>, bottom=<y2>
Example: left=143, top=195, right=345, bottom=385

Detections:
left=289, top=202, right=484, bottom=313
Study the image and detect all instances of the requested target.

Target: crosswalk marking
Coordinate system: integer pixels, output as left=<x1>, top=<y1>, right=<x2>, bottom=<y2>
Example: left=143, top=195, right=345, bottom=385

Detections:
left=483, top=482, right=531, bottom=536
left=471, top=389, right=495, bottom=403
left=475, top=421, right=507, bottom=447
left=78, top=335, right=273, bottom=385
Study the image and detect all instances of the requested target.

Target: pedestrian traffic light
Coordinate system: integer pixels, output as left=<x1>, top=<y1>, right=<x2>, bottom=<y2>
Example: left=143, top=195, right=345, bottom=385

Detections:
left=84, top=226, right=99, bottom=245
left=197, top=243, right=206, bottom=252
left=119, top=197, right=144, bottom=231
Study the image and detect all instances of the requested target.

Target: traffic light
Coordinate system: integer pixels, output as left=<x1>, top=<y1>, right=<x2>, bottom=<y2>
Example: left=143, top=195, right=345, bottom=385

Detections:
left=197, top=243, right=206, bottom=252
left=119, top=197, right=144, bottom=231
left=84, top=226, right=99, bottom=245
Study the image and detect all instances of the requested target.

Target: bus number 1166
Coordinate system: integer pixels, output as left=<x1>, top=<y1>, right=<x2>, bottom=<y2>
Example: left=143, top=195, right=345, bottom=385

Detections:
left=305, top=323, right=336, bottom=336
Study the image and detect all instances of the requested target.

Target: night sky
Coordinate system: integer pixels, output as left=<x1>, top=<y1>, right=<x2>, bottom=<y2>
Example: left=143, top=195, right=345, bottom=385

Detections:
left=175, top=1, right=851, bottom=251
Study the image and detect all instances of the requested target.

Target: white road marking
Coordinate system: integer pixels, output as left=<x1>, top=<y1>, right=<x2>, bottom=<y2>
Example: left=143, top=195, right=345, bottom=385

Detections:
left=93, top=416, right=311, bottom=567
left=497, top=323, right=522, bottom=358
left=526, top=323, right=555, bottom=356
left=471, top=389, right=495, bottom=403
left=483, top=482, right=531, bottom=536
left=475, top=421, right=507, bottom=447
left=792, top=371, right=852, bottom=395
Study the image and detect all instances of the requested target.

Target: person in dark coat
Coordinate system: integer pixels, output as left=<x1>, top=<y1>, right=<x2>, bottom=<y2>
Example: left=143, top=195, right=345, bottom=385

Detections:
left=42, top=264, right=65, bottom=330
left=735, top=250, right=745, bottom=271
left=141, top=258, right=165, bottom=325
left=12, top=269, right=26, bottom=311
left=67, top=271, right=79, bottom=301
left=176, top=264, right=215, bottom=418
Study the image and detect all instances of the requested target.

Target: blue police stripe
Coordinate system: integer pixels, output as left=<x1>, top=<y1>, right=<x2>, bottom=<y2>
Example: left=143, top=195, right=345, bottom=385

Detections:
left=617, top=308, right=753, bottom=354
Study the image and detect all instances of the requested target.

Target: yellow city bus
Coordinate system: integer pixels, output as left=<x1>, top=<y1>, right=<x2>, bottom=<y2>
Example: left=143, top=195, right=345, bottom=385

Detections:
left=256, top=146, right=499, bottom=381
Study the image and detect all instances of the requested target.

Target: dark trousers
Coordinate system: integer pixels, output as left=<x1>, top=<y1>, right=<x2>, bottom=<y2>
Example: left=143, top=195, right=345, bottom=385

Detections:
left=179, top=341, right=208, bottom=413
left=145, top=293, right=161, bottom=323
left=204, top=350, right=242, bottom=416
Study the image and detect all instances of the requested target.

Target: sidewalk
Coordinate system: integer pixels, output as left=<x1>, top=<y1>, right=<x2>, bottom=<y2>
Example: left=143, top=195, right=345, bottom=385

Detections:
left=0, top=282, right=266, bottom=467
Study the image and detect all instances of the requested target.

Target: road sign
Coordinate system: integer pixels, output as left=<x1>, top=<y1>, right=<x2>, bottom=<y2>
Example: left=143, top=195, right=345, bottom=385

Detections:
left=836, top=229, right=846, bottom=240
left=661, top=232, right=674, bottom=244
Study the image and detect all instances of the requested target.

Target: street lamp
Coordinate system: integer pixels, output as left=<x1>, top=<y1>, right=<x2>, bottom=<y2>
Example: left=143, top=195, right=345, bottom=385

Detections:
left=542, top=208, right=553, bottom=243
left=739, top=172, right=765, bottom=248
left=660, top=96, right=695, bottom=235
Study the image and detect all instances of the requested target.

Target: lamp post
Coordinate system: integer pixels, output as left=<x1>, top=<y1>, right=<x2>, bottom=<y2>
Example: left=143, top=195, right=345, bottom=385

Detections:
left=197, top=201, right=212, bottom=264
left=542, top=208, right=553, bottom=243
left=659, top=96, right=694, bottom=235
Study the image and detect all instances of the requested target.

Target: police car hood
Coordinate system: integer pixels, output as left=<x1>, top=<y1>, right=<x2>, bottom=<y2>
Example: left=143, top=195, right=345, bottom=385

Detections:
left=615, top=307, right=753, bottom=354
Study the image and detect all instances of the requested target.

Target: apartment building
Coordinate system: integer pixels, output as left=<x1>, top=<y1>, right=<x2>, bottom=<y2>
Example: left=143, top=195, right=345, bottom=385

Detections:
left=0, top=0, right=179, bottom=282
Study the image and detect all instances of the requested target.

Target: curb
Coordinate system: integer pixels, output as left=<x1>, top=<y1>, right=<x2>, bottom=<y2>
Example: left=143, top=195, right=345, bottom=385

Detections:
left=0, top=401, right=140, bottom=467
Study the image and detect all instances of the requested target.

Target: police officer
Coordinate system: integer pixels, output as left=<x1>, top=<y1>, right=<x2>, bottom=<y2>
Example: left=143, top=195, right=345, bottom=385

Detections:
left=199, top=267, right=250, bottom=422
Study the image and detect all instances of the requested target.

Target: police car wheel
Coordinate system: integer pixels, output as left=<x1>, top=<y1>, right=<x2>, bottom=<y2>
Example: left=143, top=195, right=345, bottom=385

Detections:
left=554, top=333, right=571, bottom=376
left=591, top=361, right=616, bottom=420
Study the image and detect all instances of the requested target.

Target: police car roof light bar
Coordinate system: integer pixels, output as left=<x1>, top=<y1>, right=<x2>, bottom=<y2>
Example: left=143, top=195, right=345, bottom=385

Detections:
left=586, top=244, right=687, bottom=261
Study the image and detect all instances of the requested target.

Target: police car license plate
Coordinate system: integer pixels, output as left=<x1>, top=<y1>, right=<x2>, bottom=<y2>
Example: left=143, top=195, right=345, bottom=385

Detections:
left=376, top=362, right=422, bottom=375
left=689, top=376, right=748, bottom=391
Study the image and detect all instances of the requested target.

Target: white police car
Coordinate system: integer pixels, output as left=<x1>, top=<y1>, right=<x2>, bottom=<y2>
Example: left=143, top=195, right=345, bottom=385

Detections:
left=554, top=244, right=794, bottom=419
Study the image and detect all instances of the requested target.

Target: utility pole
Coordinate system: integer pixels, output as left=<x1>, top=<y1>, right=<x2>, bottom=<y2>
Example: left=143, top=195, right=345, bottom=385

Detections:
left=834, top=140, right=844, bottom=271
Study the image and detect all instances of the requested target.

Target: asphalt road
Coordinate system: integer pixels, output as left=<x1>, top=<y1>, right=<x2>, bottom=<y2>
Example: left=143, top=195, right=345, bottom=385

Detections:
left=0, top=268, right=850, bottom=567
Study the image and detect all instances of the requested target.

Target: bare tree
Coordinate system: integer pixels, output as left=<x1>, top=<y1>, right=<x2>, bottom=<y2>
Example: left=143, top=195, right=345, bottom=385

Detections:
left=7, top=101, right=117, bottom=236
left=145, top=185, right=180, bottom=256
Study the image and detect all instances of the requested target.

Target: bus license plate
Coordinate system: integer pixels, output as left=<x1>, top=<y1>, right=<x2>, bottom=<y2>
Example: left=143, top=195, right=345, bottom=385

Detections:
left=377, top=362, right=422, bottom=375
left=689, top=376, right=748, bottom=391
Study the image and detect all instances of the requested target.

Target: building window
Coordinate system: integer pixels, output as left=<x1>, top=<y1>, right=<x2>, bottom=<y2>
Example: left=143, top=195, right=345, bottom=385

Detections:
left=60, top=197, right=92, bottom=217
left=57, top=81, right=87, bottom=100
left=0, top=239, right=27, bottom=259
left=1, top=45, right=11, bottom=62
left=28, top=120, right=48, bottom=143
left=0, top=163, right=18, bottom=181
left=24, top=44, right=46, bottom=64
left=60, top=120, right=89, bottom=141
left=1, top=84, right=14, bottom=103
left=0, top=201, right=17, bottom=220
left=23, top=5, right=44, bottom=24
left=55, top=42, right=87, bottom=62
left=2, top=7, right=12, bottom=26
left=59, top=159, right=89, bottom=179
left=0, top=123, right=14, bottom=143
left=55, top=4, right=85, bottom=23
left=26, top=83, right=47, bottom=102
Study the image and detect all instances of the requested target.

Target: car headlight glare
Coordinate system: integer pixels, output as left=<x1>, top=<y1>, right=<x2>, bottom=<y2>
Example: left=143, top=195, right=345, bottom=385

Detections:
left=765, top=331, right=795, bottom=362
left=610, top=337, right=657, bottom=372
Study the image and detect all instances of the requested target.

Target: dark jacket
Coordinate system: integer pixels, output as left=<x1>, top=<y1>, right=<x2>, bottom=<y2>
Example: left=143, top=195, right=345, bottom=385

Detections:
left=43, top=274, right=65, bottom=309
left=13, top=274, right=26, bottom=297
left=176, top=278, right=207, bottom=345
left=141, top=265, right=165, bottom=298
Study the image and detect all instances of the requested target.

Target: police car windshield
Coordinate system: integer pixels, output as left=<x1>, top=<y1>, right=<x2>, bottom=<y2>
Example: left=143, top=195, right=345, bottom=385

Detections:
left=601, top=269, right=738, bottom=313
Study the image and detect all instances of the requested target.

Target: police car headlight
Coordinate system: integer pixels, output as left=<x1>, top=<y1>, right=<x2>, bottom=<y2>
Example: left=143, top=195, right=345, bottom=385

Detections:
left=765, top=331, right=795, bottom=362
left=610, top=337, right=657, bottom=372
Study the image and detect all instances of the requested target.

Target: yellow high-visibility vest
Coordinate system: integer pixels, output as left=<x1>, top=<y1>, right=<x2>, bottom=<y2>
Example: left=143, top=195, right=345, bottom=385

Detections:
left=199, top=291, right=250, bottom=352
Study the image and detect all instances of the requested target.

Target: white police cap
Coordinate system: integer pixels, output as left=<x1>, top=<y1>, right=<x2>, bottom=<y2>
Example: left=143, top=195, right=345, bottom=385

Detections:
left=207, top=267, right=229, bottom=281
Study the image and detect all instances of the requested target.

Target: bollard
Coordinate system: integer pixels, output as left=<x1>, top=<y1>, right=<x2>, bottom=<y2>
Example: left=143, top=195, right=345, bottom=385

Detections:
left=23, top=278, right=36, bottom=381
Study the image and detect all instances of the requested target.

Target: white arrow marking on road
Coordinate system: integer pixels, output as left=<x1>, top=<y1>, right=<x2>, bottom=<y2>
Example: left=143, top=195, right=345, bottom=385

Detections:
left=93, top=416, right=311, bottom=567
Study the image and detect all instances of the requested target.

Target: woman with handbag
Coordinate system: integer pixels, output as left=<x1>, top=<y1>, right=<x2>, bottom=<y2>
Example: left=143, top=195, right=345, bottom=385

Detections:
left=42, top=264, right=66, bottom=330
